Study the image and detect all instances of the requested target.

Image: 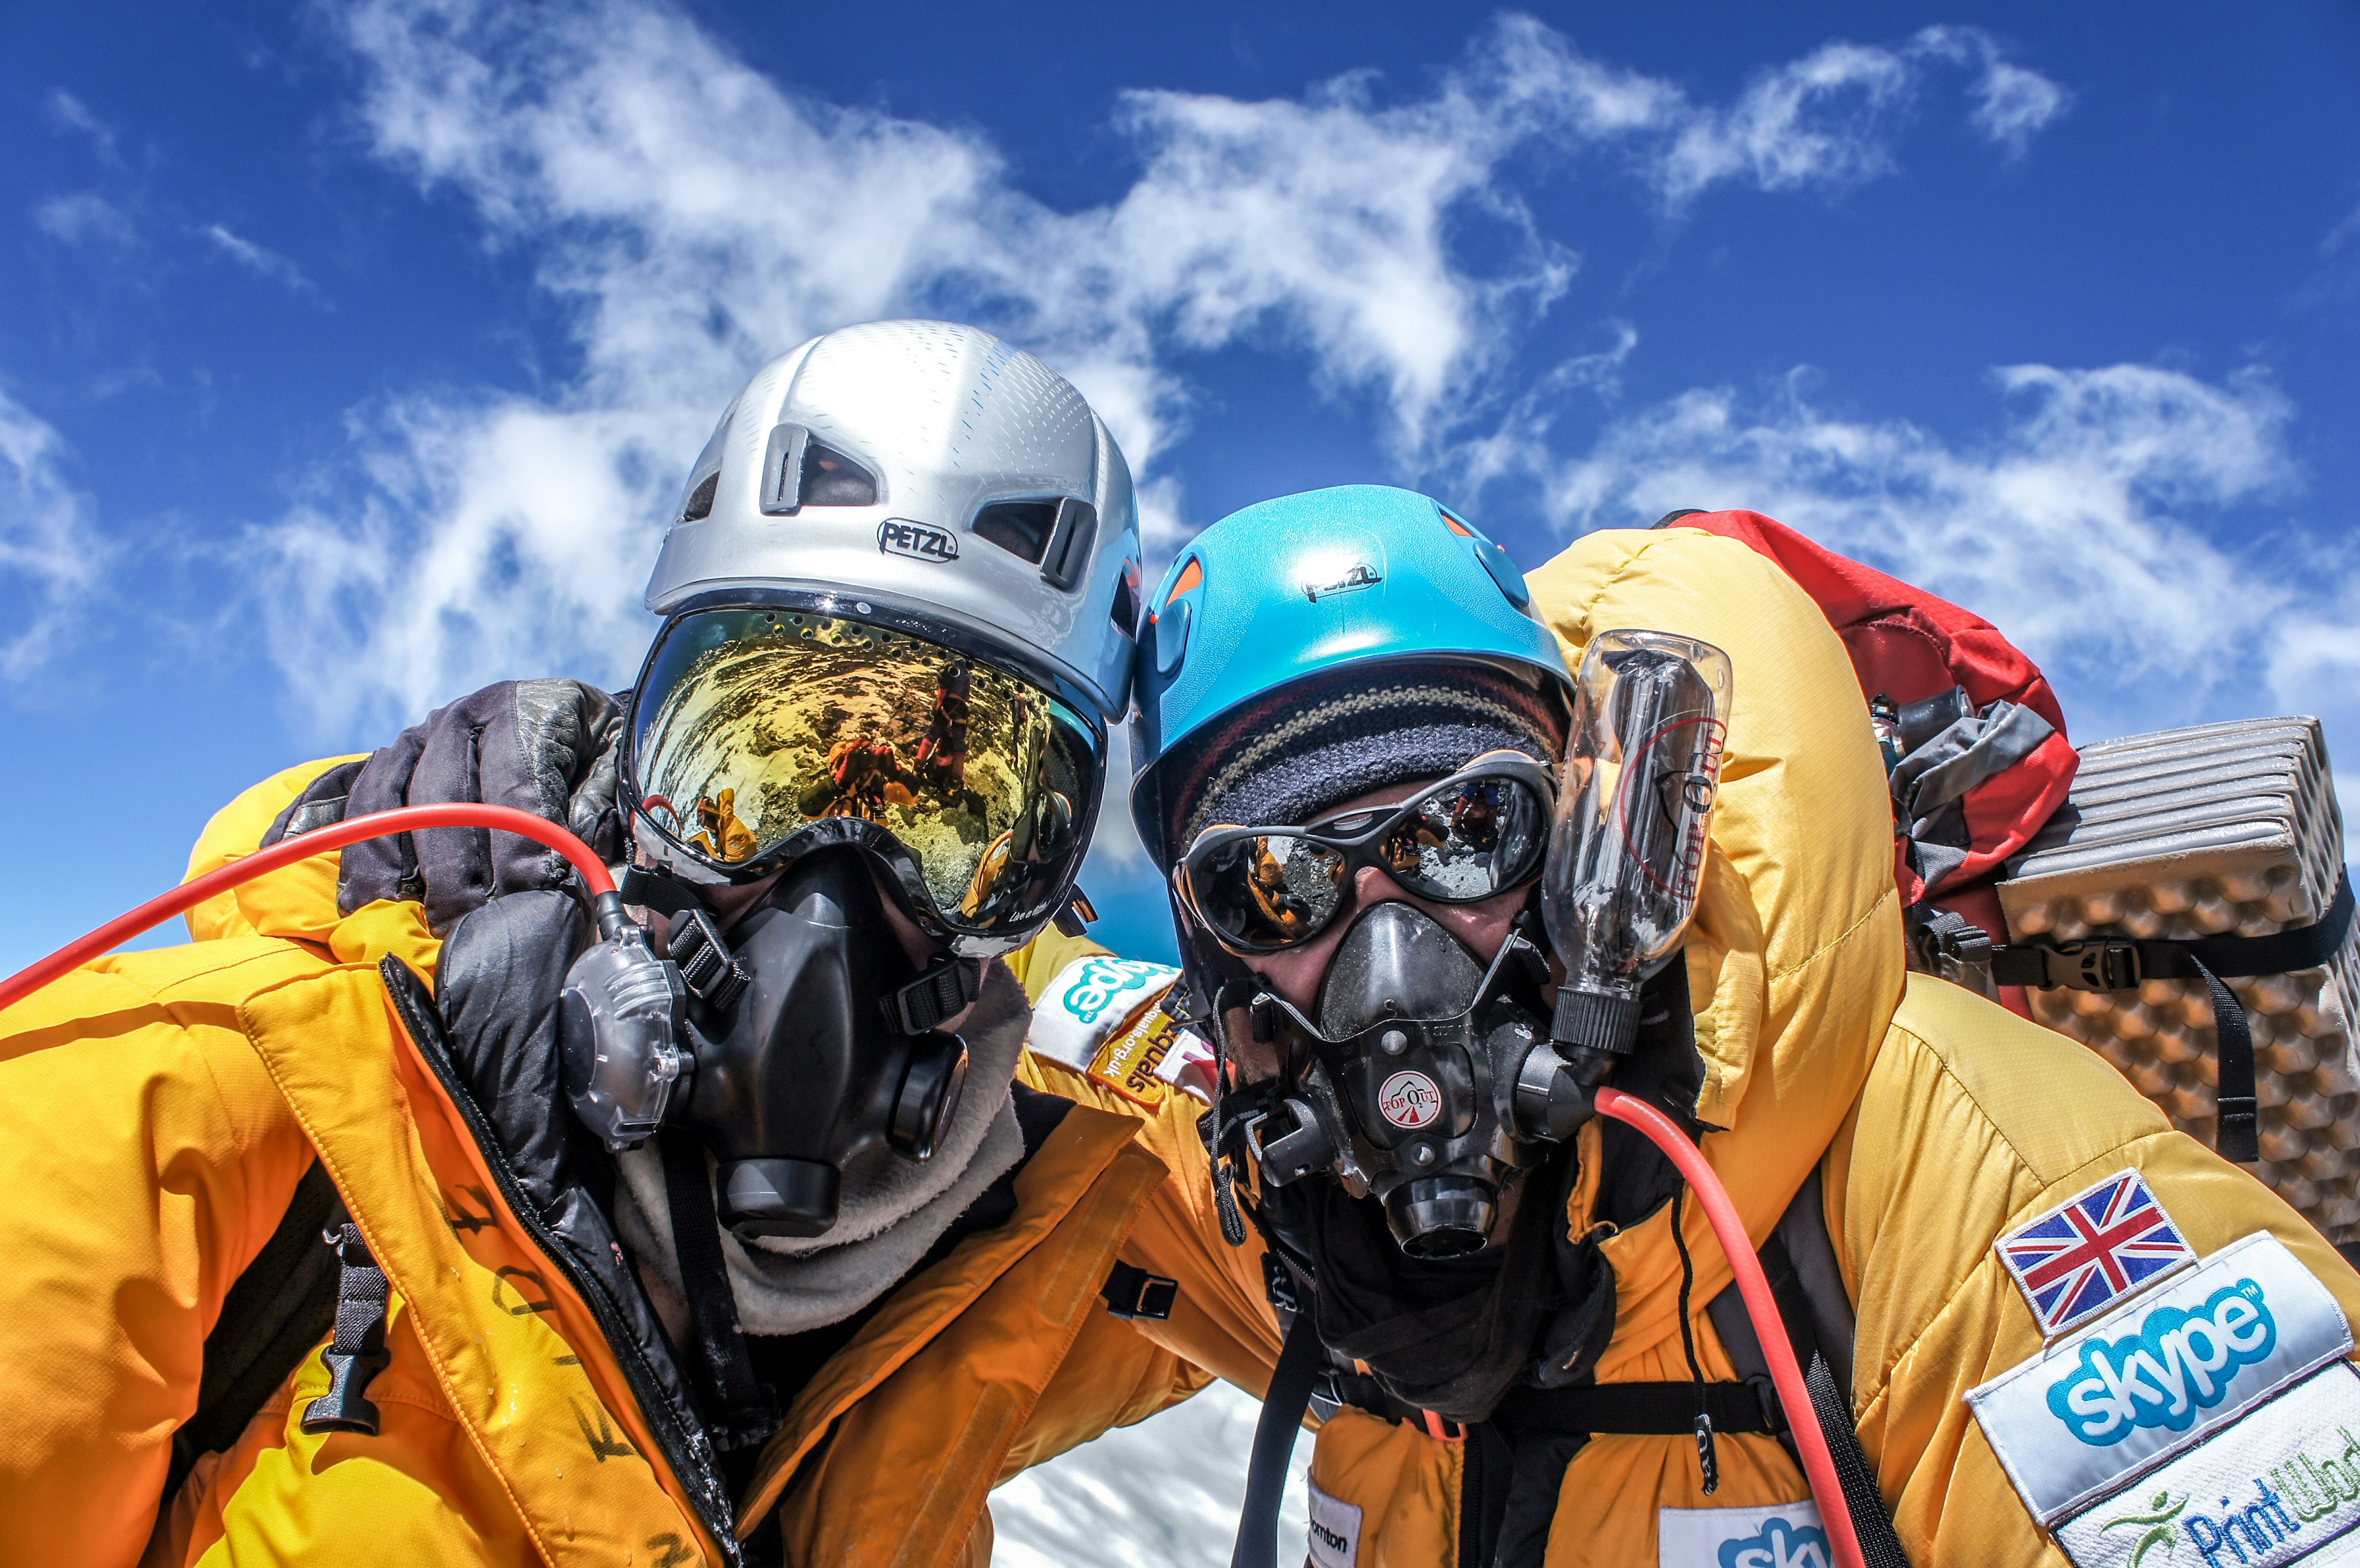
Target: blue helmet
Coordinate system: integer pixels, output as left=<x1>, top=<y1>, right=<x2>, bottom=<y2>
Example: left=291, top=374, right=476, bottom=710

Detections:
left=1130, top=484, right=1573, bottom=865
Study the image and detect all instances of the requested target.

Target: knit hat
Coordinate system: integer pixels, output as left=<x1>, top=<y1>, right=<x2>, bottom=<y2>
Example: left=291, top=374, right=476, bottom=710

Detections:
left=1160, top=659, right=1565, bottom=864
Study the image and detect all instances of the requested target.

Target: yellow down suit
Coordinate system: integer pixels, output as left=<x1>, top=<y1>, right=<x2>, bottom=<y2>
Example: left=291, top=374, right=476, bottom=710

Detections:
left=0, top=760, right=1273, bottom=1568
left=1082, top=524, right=2360, bottom=1566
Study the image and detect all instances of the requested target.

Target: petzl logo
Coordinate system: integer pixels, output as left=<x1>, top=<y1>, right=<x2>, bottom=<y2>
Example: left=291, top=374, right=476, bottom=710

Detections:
left=878, top=519, right=959, bottom=562
left=2047, top=1280, right=2278, bottom=1445
left=1377, top=1070, right=1442, bottom=1129
left=1717, top=1515, right=1830, bottom=1568
left=1304, top=562, right=1380, bottom=602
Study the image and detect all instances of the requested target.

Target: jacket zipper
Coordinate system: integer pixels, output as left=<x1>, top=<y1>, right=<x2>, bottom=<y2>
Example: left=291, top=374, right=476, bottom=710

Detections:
left=381, top=958, right=742, bottom=1566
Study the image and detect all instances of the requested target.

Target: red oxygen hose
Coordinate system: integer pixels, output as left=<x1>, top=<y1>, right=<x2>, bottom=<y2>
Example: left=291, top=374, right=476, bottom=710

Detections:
left=0, top=806, right=618, bottom=1016
left=1594, top=1086, right=1870, bottom=1568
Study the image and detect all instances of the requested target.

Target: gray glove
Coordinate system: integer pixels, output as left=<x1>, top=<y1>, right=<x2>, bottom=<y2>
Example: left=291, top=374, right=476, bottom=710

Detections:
left=281, top=679, right=626, bottom=934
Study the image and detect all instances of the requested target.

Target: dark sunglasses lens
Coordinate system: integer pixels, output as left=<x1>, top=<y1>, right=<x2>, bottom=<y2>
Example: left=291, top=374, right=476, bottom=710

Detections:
left=1382, top=776, right=1550, bottom=901
left=1192, top=834, right=1348, bottom=949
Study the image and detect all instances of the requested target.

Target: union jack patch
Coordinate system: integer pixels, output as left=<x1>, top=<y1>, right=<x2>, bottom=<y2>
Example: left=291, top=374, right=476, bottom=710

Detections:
left=1994, top=1169, right=2195, bottom=1338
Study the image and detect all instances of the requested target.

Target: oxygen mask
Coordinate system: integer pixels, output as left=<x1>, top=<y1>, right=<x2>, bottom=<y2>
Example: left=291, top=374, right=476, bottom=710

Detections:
left=1539, top=630, right=1731, bottom=1088
left=1241, top=898, right=1583, bottom=1259
left=557, top=845, right=972, bottom=1241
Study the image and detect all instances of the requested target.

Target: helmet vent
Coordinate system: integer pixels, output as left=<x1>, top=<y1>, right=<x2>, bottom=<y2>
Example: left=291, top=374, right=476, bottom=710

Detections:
left=758, top=423, right=879, bottom=514
left=680, top=471, right=719, bottom=523
left=1110, top=557, right=1142, bottom=638
left=801, top=439, right=876, bottom=508
left=974, top=500, right=1058, bottom=564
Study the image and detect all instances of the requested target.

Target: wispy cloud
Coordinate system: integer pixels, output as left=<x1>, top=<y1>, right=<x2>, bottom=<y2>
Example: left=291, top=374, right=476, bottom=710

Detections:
left=44, top=89, right=124, bottom=167
left=1916, top=26, right=2074, bottom=157
left=1654, top=26, right=2069, bottom=204
left=257, top=0, right=2065, bottom=738
left=199, top=222, right=316, bottom=294
left=0, top=388, right=107, bottom=680
left=33, top=191, right=136, bottom=249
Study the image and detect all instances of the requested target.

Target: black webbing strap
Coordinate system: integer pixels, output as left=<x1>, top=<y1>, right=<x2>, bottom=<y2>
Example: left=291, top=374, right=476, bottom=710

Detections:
left=617, top=864, right=710, bottom=917
left=1988, top=870, right=2353, bottom=1164
left=1803, top=1349, right=1912, bottom=1568
left=883, top=957, right=984, bottom=1036
left=1490, top=1378, right=1785, bottom=1437
left=1230, top=1313, right=1321, bottom=1568
left=657, top=1131, right=779, bottom=1452
left=1989, top=870, right=2354, bottom=991
left=300, top=1221, right=393, bottom=1436
left=2195, top=956, right=2260, bottom=1163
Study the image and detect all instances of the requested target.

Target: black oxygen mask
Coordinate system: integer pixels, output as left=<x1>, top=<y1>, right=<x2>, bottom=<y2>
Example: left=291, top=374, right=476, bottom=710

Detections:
left=683, top=847, right=969, bottom=1237
left=1241, top=899, right=1586, bottom=1260
left=558, top=846, right=970, bottom=1241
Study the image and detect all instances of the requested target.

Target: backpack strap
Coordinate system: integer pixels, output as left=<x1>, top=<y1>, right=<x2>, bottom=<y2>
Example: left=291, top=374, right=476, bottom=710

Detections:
left=1707, top=1167, right=1911, bottom=1567
left=300, top=1216, right=395, bottom=1435
left=165, top=1161, right=342, bottom=1498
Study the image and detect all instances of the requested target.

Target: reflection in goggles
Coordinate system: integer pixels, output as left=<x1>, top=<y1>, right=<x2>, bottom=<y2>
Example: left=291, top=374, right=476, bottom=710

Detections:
left=631, top=609, right=1092, bottom=933
left=1181, top=766, right=1551, bottom=954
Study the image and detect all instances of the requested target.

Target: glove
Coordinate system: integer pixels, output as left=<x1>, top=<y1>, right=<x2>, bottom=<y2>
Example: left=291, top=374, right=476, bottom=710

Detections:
left=330, top=679, right=626, bottom=933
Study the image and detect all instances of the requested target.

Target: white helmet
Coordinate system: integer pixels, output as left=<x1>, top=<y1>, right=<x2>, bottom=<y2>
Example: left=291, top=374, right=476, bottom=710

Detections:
left=645, top=319, right=1142, bottom=722
left=621, top=322, right=1143, bottom=954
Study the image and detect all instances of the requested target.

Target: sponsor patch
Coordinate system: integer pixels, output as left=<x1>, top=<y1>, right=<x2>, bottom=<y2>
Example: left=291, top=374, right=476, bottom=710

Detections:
left=1656, top=1500, right=1829, bottom=1567
left=1996, top=1169, right=2197, bottom=1338
left=1025, top=956, right=1178, bottom=1072
left=1151, top=1025, right=1217, bottom=1105
left=2052, top=1361, right=2360, bottom=1567
left=1967, top=1232, right=2353, bottom=1524
left=1088, top=1008, right=1181, bottom=1107
left=1307, top=1478, right=1363, bottom=1568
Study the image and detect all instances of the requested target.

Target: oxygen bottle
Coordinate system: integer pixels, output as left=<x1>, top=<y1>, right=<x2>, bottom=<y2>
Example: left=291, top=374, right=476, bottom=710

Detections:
left=1540, top=629, right=1732, bottom=1086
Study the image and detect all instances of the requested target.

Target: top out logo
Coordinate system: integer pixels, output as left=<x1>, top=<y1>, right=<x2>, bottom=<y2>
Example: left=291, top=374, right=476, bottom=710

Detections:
left=1376, top=1070, right=1442, bottom=1129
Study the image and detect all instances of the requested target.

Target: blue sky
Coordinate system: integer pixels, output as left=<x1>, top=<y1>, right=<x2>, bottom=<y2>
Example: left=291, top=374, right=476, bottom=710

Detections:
left=4, top=1, right=2359, bottom=974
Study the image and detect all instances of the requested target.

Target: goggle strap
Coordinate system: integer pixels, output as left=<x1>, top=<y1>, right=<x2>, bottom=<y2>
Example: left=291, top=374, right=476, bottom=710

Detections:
left=884, top=956, right=985, bottom=1036
left=618, top=864, right=712, bottom=917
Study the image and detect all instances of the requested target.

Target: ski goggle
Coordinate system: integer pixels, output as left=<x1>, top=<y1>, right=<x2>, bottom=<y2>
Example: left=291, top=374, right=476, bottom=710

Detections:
left=1174, top=752, right=1556, bottom=955
left=623, top=605, right=1101, bottom=949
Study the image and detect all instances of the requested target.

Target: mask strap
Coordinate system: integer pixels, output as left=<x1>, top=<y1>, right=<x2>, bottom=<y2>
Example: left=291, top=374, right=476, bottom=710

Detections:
left=618, top=864, right=712, bottom=916
left=883, top=956, right=984, bottom=1035
left=656, top=1131, right=779, bottom=1451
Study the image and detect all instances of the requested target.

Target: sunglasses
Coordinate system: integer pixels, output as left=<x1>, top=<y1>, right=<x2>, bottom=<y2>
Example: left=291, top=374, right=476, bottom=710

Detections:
left=1175, top=752, right=1557, bottom=955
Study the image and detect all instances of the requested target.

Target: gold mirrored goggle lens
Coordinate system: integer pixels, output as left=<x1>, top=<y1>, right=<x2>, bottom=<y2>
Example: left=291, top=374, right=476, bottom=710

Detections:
left=631, top=608, right=1093, bottom=931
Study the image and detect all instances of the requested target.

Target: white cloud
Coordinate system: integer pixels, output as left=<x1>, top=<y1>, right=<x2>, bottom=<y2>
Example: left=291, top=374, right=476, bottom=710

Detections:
left=1654, top=26, right=2068, bottom=205
left=200, top=223, right=315, bottom=294
left=1659, top=41, right=1916, bottom=204
left=1491, top=359, right=2327, bottom=741
left=1913, top=26, right=2073, bottom=157
left=0, top=388, right=106, bottom=681
left=258, top=0, right=2060, bottom=736
left=34, top=192, right=136, bottom=249
left=44, top=89, right=124, bottom=167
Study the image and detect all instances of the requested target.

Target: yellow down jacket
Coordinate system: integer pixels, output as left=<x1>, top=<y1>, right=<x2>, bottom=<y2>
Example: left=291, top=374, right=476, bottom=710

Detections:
left=0, top=759, right=1274, bottom=1568
left=1091, top=524, right=2360, bottom=1566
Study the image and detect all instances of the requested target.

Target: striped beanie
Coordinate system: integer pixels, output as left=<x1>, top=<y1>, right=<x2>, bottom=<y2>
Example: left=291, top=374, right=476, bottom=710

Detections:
left=1160, top=660, right=1565, bottom=866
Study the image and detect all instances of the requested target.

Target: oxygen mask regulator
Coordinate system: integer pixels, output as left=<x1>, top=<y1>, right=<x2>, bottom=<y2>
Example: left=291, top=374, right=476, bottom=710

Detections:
left=1237, top=630, right=1731, bottom=1260
left=557, top=847, right=974, bottom=1242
